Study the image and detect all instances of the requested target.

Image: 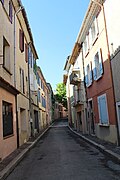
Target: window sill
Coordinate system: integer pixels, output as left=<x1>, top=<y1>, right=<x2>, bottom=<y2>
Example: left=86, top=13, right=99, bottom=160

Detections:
left=3, top=134, right=14, bottom=140
left=98, top=123, right=110, bottom=127
left=86, top=83, right=92, bottom=88
left=95, top=75, right=102, bottom=81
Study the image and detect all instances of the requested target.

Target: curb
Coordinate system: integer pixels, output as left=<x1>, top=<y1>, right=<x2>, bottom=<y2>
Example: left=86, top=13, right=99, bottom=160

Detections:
left=68, top=126, right=120, bottom=163
left=0, top=126, right=50, bottom=180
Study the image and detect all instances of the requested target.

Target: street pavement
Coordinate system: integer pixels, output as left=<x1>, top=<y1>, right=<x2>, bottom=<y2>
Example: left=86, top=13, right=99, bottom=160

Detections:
left=5, top=119, right=120, bottom=180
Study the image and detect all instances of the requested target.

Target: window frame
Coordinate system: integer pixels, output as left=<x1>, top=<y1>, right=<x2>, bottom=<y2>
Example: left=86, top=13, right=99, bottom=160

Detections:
left=20, top=68, right=25, bottom=94
left=90, top=17, right=99, bottom=45
left=93, top=49, right=103, bottom=81
left=3, top=36, right=11, bottom=74
left=2, top=101, right=14, bottom=138
left=85, top=62, right=93, bottom=87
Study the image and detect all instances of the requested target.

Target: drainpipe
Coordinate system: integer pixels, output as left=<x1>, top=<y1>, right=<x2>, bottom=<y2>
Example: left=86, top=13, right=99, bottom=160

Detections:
left=91, top=0, right=120, bottom=145
left=14, top=6, right=24, bottom=148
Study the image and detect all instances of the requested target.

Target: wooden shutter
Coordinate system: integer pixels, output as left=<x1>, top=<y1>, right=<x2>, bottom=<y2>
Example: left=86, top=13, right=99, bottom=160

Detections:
left=85, top=66, right=88, bottom=87
left=19, top=29, right=24, bottom=52
left=98, top=94, right=109, bottom=124
left=90, top=62, right=93, bottom=85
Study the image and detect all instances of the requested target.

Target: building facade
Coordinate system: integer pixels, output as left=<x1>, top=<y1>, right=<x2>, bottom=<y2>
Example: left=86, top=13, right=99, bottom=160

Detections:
left=64, top=0, right=119, bottom=144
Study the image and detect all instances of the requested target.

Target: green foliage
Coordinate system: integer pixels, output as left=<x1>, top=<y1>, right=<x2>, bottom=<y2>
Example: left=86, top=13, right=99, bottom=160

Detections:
left=55, top=83, right=67, bottom=108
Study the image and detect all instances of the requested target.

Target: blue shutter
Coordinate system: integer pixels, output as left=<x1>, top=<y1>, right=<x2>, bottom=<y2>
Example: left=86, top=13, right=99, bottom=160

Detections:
left=99, top=62, right=103, bottom=75
left=90, top=71, right=93, bottom=84
left=90, top=62, right=93, bottom=84
left=93, top=67, right=97, bottom=80
left=99, top=49, right=103, bottom=76
left=85, top=66, right=88, bottom=86
left=98, top=95, right=108, bottom=124
left=85, top=75, right=88, bottom=86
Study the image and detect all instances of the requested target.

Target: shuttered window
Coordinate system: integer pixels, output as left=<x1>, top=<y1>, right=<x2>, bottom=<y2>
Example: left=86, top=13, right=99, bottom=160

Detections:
left=85, top=62, right=92, bottom=87
left=93, top=49, right=103, bottom=80
left=98, top=94, right=109, bottom=124
left=90, top=17, right=99, bottom=44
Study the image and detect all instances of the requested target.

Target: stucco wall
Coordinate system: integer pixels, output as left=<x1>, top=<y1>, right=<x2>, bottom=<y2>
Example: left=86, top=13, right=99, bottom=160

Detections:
left=0, top=88, right=17, bottom=160
left=111, top=48, right=120, bottom=102
left=104, top=0, right=120, bottom=55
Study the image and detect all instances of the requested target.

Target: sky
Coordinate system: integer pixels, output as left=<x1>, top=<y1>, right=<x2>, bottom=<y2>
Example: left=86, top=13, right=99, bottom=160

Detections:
left=22, top=0, right=90, bottom=91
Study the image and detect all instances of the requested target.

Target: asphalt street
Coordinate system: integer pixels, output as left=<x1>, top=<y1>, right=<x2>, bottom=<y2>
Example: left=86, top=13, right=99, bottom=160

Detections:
left=6, top=120, right=120, bottom=180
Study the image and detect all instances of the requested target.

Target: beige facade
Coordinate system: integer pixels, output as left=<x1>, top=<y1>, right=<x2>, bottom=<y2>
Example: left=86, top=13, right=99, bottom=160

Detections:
left=13, top=0, right=37, bottom=145
left=37, top=67, right=49, bottom=130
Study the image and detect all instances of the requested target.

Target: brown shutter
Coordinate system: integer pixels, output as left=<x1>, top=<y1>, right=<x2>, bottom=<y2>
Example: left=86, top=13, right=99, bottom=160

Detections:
left=19, top=29, right=24, bottom=52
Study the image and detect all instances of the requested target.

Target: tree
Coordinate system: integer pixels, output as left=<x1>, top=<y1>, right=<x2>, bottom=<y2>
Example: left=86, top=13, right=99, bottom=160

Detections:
left=55, top=83, right=67, bottom=108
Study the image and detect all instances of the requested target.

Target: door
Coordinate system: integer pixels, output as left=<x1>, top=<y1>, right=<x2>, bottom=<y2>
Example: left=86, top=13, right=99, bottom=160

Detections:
left=89, top=100, right=95, bottom=134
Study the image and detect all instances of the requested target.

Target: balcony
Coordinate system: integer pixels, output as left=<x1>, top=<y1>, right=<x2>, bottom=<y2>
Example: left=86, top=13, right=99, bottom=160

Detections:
left=69, top=71, right=81, bottom=85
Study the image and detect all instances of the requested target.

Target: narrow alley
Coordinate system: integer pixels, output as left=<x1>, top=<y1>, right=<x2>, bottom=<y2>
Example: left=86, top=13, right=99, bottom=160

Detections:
left=6, top=119, right=120, bottom=180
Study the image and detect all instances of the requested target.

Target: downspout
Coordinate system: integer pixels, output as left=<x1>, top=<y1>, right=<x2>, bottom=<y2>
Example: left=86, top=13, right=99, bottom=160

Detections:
left=14, top=6, right=24, bottom=148
left=92, top=0, right=120, bottom=145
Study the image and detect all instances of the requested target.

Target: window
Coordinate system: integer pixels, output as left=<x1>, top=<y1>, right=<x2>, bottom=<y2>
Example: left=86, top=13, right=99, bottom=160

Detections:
left=98, top=94, right=109, bottom=125
left=38, top=90, right=41, bottom=103
left=9, top=1, right=12, bottom=23
left=42, top=97, right=46, bottom=108
left=25, top=44, right=28, bottom=62
left=83, top=34, right=89, bottom=56
left=20, top=68, right=25, bottom=93
left=90, top=17, right=99, bottom=44
left=19, top=29, right=24, bottom=52
left=2, top=101, right=13, bottom=137
left=28, top=46, right=32, bottom=65
left=93, top=49, right=103, bottom=80
left=85, top=63, right=92, bottom=87
left=3, top=36, right=11, bottom=73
